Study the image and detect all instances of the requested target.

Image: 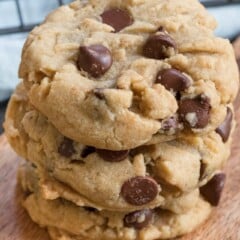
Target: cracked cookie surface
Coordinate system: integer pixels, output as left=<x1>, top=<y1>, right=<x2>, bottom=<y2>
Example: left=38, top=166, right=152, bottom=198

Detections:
left=4, top=84, right=233, bottom=212
left=19, top=0, right=239, bottom=150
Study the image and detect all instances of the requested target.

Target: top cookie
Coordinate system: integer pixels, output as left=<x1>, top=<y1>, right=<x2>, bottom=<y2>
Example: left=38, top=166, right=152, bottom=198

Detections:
left=19, top=0, right=239, bottom=150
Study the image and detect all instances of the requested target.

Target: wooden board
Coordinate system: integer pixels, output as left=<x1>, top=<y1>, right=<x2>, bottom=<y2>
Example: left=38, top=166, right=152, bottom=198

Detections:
left=0, top=40, right=240, bottom=240
left=0, top=137, right=50, bottom=240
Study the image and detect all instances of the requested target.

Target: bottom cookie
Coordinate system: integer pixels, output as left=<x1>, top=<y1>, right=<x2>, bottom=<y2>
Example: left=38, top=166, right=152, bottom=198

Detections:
left=19, top=161, right=212, bottom=240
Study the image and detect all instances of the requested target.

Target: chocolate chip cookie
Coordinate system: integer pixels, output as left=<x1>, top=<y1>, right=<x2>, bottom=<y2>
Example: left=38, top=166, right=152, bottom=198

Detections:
left=19, top=0, right=239, bottom=150
left=19, top=161, right=214, bottom=240
left=4, top=0, right=238, bottom=239
left=4, top=84, right=233, bottom=212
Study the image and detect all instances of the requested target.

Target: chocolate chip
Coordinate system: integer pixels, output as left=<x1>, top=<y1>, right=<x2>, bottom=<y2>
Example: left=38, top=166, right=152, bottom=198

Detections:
left=96, top=149, right=129, bottom=162
left=200, top=173, right=226, bottom=206
left=124, top=209, right=153, bottom=229
left=178, top=95, right=211, bottom=129
left=78, top=45, right=113, bottom=78
left=216, top=107, right=233, bottom=143
left=156, top=69, right=190, bottom=92
left=143, top=33, right=176, bottom=59
left=58, top=137, right=76, bottom=158
left=161, top=116, right=178, bottom=131
left=81, top=146, right=96, bottom=158
left=121, top=176, right=159, bottom=206
left=101, top=8, right=133, bottom=32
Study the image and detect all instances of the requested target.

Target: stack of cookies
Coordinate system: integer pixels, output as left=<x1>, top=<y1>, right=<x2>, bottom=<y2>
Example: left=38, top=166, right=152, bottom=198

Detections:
left=4, top=0, right=239, bottom=239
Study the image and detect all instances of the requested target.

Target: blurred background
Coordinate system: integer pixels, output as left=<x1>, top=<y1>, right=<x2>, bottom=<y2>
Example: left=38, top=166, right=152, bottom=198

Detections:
left=0, top=0, right=240, bottom=133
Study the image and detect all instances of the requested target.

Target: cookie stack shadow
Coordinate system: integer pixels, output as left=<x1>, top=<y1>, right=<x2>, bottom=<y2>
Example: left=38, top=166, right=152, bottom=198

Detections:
left=3, top=1, right=240, bottom=240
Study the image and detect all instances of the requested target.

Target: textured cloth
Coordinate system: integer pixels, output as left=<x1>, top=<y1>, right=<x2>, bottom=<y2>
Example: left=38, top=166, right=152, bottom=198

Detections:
left=0, top=3, right=240, bottom=102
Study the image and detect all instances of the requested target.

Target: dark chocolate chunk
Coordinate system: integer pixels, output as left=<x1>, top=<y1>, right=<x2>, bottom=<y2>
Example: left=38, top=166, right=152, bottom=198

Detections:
left=200, top=173, right=226, bottom=206
left=81, top=146, right=96, bottom=158
left=156, top=69, right=190, bottom=92
left=121, top=176, right=159, bottom=206
left=78, top=44, right=112, bottom=78
left=143, top=33, right=176, bottom=59
left=58, top=137, right=76, bottom=158
left=96, top=149, right=129, bottom=162
left=216, top=107, right=233, bottom=143
left=124, top=209, right=153, bottom=229
left=101, top=8, right=133, bottom=32
left=178, top=95, right=211, bottom=129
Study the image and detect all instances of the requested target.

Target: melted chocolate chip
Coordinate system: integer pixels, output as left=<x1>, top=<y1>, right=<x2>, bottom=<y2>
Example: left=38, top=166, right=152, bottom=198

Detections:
left=156, top=69, right=190, bottom=92
left=143, top=33, right=176, bottom=59
left=96, top=149, right=129, bottom=162
left=101, top=8, right=133, bottom=32
left=58, top=137, right=76, bottom=158
left=78, top=45, right=112, bottom=78
left=124, top=209, right=153, bottom=229
left=121, top=176, right=159, bottom=206
left=216, top=107, right=233, bottom=143
left=161, top=116, right=178, bottom=131
left=178, top=95, right=211, bottom=129
left=81, top=146, right=96, bottom=158
left=200, top=173, right=226, bottom=206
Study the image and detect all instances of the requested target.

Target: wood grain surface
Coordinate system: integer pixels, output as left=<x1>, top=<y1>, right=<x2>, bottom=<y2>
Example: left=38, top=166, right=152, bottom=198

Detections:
left=0, top=40, right=240, bottom=240
left=0, top=137, right=50, bottom=240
